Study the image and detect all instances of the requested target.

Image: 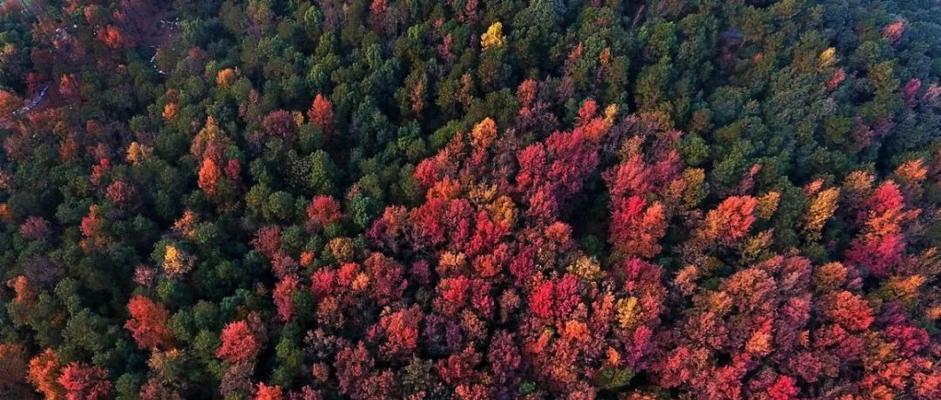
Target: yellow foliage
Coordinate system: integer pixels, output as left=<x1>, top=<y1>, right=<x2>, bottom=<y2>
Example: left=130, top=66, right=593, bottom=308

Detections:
left=438, top=251, right=468, bottom=274
left=471, top=117, right=497, bottom=149
left=481, top=22, right=505, bottom=50
left=803, top=187, right=840, bottom=238
left=880, top=275, right=925, bottom=309
left=819, top=47, right=837, bottom=70
left=702, top=290, right=732, bottom=315
left=191, top=116, right=230, bottom=159
left=468, top=184, right=498, bottom=205
left=567, top=256, right=603, bottom=281
left=681, top=168, right=707, bottom=208
left=742, top=229, right=775, bottom=262
left=745, top=327, right=772, bottom=356
left=603, top=104, right=618, bottom=125
left=895, top=158, right=928, bottom=183
left=327, top=237, right=354, bottom=262
left=813, top=262, right=847, bottom=292
left=756, top=191, right=780, bottom=220
left=148, top=349, right=183, bottom=372
left=172, top=210, right=199, bottom=239
left=615, top=296, right=639, bottom=329
left=843, top=170, right=875, bottom=196
left=126, top=141, right=152, bottom=165
left=927, top=306, right=941, bottom=322
left=162, top=244, right=193, bottom=277
left=427, top=176, right=462, bottom=200
left=488, top=195, right=516, bottom=229
left=599, top=47, right=611, bottom=65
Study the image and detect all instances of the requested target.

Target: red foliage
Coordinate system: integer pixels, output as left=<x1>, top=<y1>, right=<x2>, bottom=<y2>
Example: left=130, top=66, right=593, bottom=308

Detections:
left=763, top=375, right=798, bottom=400
left=90, top=158, right=110, bottom=186
left=58, top=362, right=111, bottom=400
left=124, top=296, right=171, bottom=350
left=528, top=274, right=580, bottom=320
left=610, top=196, right=667, bottom=258
left=0, top=90, right=21, bottom=121
left=105, top=180, right=136, bottom=205
left=903, top=78, right=922, bottom=106
left=517, top=79, right=538, bottom=108
left=98, top=25, right=126, bottom=49
left=827, top=68, right=847, bottom=91
left=216, top=321, right=259, bottom=363
left=261, top=110, right=298, bottom=143
left=846, top=181, right=918, bottom=278
left=226, top=159, right=241, bottom=180
left=822, top=291, right=874, bottom=332
left=307, top=195, right=342, bottom=229
left=883, top=20, right=905, bottom=45
left=273, top=275, right=299, bottom=322
left=369, top=306, right=422, bottom=358
left=363, top=253, right=407, bottom=306
left=334, top=343, right=374, bottom=398
left=544, top=129, right=600, bottom=198
left=252, top=225, right=281, bottom=259
left=20, top=216, right=51, bottom=241
left=80, top=204, right=108, bottom=249
left=606, top=156, right=651, bottom=203
left=576, top=99, right=598, bottom=127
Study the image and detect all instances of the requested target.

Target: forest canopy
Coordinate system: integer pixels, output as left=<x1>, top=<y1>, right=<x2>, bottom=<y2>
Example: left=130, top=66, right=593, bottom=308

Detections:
left=2, top=0, right=941, bottom=399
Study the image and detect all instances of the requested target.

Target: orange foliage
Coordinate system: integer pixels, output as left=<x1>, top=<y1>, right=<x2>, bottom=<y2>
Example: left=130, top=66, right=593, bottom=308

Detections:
left=28, top=349, right=64, bottom=400
left=471, top=118, right=497, bottom=149
left=198, top=158, right=221, bottom=196
left=216, top=68, right=237, bottom=87
left=702, top=196, right=757, bottom=242
left=255, top=383, right=283, bottom=400
left=308, top=93, right=333, bottom=134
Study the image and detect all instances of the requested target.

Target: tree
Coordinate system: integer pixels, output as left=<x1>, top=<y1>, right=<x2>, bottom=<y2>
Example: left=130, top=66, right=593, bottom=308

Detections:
left=28, top=349, right=64, bottom=400
left=481, top=22, right=506, bottom=50
left=471, top=117, right=497, bottom=149
left=255, top=383, right=283, bottom=400
left=307, top=195, right=342, bottom=230
left=217, top=321, right=260, bottom=364
left=273, top=275, right=300, bottom=322
left=803, top=187, right=839, bottom=239
left=702, top=196, right=757, bottom=242
left=0, top=343, right=27, bottom=391
left=198, top=158, right=222, bottom=196
left=610, top=196, right=667, bottom=259
left=58, top=362, right=111, bottom=400
left=308, top=94, right=334, bottom=134
left=125, top=296, right=172, bottom=350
